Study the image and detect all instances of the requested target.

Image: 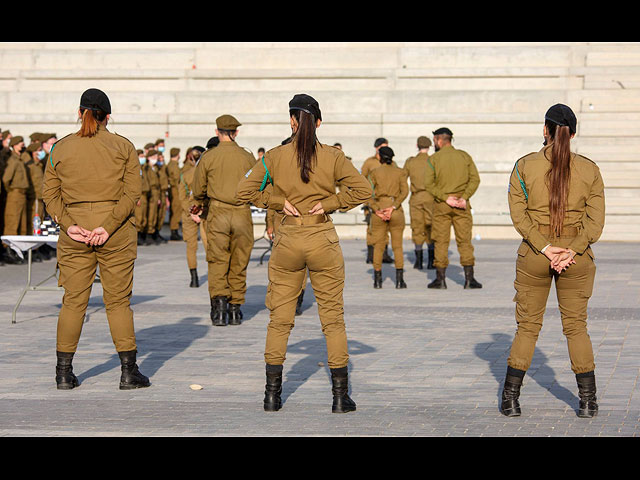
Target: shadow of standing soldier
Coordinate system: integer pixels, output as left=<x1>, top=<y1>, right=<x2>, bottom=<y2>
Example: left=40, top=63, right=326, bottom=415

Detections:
left=281, top=338, right=375, bottom=404
left=77, top=316, right=209, bottom=384
left=475, top=332, right=578, bottom=412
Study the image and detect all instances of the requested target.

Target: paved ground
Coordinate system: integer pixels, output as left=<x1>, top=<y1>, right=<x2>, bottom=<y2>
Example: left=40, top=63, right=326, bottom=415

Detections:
left=1, top=229, right=639, bottom=437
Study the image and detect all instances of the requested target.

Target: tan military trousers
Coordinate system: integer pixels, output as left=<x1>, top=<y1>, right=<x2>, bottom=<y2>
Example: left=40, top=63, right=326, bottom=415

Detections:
left=56, top=201, right=138, bottom=353
left=409, top=191, right=433, bottom=246
left=156, top=190, right=167, bottom=231
left=507, top=239, right=596, bottom=374
left=206, top=203, right=254, bottom=304
left=271, top=211, right=308, bottom=287
left=3, top=188, right=27, bottom=235
left=182, top=211, right=208, bottom=270
left=146, top=188, right=159, bottom=234
left=169, top=186, right=181, bottom=230
left=135, top=195, right=148, bottom=233
left=265, top=220, right=348, bottom=369
left=371, top=208, right=405, bottom=270
left=432, top=200, right=475, bottom=269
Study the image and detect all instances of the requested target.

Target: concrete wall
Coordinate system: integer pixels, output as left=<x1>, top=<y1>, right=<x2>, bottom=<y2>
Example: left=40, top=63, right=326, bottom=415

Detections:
left=1, top=42, right=639, bottom=240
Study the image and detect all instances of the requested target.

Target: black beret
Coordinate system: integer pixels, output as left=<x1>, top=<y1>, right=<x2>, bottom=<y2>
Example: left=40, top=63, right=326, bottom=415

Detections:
left=289, top=93, right=322, bottom=121
left=206, top=137, right=220, bottom=149
left=192, top=146, right=206, bottom=153
left=378, top=146, right=394, bottom=159
left=374, top=138, right=388, bottom=148
left=545, top=103, right=577, bottom=134
left=80, top=88, right=111, bottom=114
left=433, top=127, right=453, bottom=137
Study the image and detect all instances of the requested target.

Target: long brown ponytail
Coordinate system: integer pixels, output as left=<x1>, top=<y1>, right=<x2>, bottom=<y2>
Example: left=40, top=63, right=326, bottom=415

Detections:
left=290, top=109, right=318, bottom=183
left=77, top=108, right=107, bottom=138
left=545, top=121, right=572, bottom=237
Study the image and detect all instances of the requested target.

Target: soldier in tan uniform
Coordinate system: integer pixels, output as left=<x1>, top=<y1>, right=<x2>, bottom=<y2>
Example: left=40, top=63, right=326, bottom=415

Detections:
left=425, top=128, right=482, bottom=290
left=403, top=136, right=435, bottom=270
left=2, top=136, right=29, bottom=236
left=167, top=147, right=183, bottom=240
left=135, top=149, right=150, bottom=246
left=145, top=150, right=162, bottom=245
left=154, top=151, right=170, bottom=243
left=368, top=146, right=409, bottom=289
left=42, top=88, right=149, bottom=390
left=501, top=104, right=604, bottom=419
left=180, top=146, right=208, bottom=287
left=360, top=138, right=394, bottom=265
left=191, top=115, right=257, bottom=326
left=24, top=141, right=50, bottom=260
left=236, top=94, right=372, bottom=414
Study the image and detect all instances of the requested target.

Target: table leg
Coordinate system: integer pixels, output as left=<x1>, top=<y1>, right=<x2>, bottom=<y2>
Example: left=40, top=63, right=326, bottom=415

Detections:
left=11, top=249, right=32, bottom=324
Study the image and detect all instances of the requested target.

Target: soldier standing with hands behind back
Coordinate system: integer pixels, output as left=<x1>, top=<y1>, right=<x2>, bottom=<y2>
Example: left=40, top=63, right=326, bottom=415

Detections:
left=425, top=128, right=482, bottom=290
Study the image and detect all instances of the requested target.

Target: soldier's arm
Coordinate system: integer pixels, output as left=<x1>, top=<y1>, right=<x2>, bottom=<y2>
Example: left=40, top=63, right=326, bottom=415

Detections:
left=507, top=160, right=549, bottom=252
left=235, top=153, right=285, bottom=211
left=463, top=154, right=481, bottom=200
left=190, top=157, right=209, bottom=207
left=394, top=170, right=409, bottom=209
left=2, top=159, right=15, bottom=189
left=101, top=144, right=142, bottom=236
left=322, top=152, right=372, bottom=213
left=568, top=164, right=606, bottom=255
left=424, top=157, right=448, bottom=202
left=42, top=152, right=77, bottom=233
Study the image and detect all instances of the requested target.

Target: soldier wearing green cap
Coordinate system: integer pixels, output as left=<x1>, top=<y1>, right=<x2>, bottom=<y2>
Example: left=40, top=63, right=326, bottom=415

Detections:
left=190, top=114, right=257, bottom=326
left=2, top=136, right=29, bottom=235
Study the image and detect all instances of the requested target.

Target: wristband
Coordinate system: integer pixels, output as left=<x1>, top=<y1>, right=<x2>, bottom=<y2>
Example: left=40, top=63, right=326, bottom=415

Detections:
left=541, top=244, right=551, bottom=254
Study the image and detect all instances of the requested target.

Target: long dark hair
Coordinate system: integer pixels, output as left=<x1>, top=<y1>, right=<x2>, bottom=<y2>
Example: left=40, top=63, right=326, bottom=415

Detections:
left=290, top=109, right=318, bottom=183
left=77, top=108, right=108, bottom=138
left=545, top=120, right=572, bottom=237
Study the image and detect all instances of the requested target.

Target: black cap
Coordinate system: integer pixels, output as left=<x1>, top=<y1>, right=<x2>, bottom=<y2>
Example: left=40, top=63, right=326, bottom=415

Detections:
left=374, top=137, right=388, bottom=148
left=192, top=146, right=206, bottom=153
left=206, top=137, right=220, bottom=149
left=378, top=146, right=394, bottom=160
left=80, top=88, right=111, bottom=114
left=289, top=94, right=322, bottom=121
left=545, top=103, right=577, bottom=134
left=433, top=127, right=453, bottom=137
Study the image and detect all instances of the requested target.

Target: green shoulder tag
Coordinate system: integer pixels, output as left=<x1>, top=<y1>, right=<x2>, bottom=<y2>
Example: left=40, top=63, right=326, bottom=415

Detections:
left=49, top=143, right=56, bottom=168
left=514, top=160, right=528, bottom=201
left=259, top=155, right=272, bottom=192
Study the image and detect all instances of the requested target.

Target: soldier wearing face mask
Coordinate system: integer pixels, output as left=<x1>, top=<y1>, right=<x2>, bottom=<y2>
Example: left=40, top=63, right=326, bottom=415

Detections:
left=144, top=149, right=162, bottom=246
left=2, top=136, right=29, bottom=236
left=24, top=141, right=50, bottom=260
left=135, top=149, right=151, bottom=246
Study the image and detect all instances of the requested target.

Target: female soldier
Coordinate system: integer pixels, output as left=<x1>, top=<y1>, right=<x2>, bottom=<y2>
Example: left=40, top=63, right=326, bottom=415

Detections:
left=236, top=94, right=372, bottom=413
left=135, top=149, right=150, bottom=246
left=501, top=104, right=605, bottom=418
left=368, top=146, right=409, bottom=289
left=42, top=88, right=150, bottom=391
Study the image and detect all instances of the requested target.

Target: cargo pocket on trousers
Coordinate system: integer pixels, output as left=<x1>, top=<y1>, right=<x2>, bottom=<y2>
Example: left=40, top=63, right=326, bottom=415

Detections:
left=323, top=229, right=340, bottom=244
left=265, top=283, right=273, bottom=310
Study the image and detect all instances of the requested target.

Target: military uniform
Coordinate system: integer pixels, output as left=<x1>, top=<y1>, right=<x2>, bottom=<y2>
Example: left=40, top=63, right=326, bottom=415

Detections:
left=145, top=159, right=161, bottom=241
left=368, top=157, right=409, bottom=287
left=191, top=115, right=257, bottom=325
left=179, top=158, right=208, bottom=286
left=167, top=148, right=182, bottom=239
left=361, top=154, right=395, bottom=262
left=155, top=161, right=169, bottom=240
left=135, top=159, right=150, bottom=243
left=425, top=141, right=481, bottom=288
left=2, top=147, right=29, bottom=235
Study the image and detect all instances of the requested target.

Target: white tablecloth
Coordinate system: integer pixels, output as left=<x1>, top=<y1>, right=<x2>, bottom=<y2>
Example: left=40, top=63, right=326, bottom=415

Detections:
left=1, top=235, right=58, bottom=260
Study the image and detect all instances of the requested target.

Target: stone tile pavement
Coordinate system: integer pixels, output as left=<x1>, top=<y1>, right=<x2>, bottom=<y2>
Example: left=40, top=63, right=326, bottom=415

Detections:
left=1, top=232, right=639, bottom=436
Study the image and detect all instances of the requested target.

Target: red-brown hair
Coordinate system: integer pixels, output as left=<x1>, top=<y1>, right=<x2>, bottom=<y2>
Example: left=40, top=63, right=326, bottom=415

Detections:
left=545, top=121, right=572, bottom=237
left=77, top=108, right=107, bottom=138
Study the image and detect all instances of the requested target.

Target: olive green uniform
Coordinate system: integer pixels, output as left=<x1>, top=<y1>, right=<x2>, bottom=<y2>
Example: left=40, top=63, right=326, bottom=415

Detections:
left=42, top=125, right=141, bottom=353
left=368, top=163, right=409, bottom=270
left=135, top=163, right=150, bottom=234
left=361, top=156, right=396, bottom=248
left=506, top=145, right=605, bottom=374
left=156, top=163, right=169, bottom=232
left=403, top=152, right=435, bottom=246
left=191, top=141, right=257, bottom=305
left=145, top=164, right=160, bottom=235
left=25, top=157, right=46, bottom=229
left=424, top=144, right=480, bottom=269
left=236, top=141, right=372, bottom=369
left=179, top=161, right=208, bottom=269
left=2, top=151, right=29, bottom=235
left=167, top=159, right=182, bottom=231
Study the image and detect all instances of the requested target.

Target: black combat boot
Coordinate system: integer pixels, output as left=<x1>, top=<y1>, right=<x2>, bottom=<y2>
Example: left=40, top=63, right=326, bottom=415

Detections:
left=151, top=230, right=162, bottom=245
left=189, top=268, right=199, bottom=288
left=55, top=351, right=79, bottom=390
left=366, top=245, right=373, bottom=264
left=264, top=364, right=283, bottom=412
left=413, top=249, right=423, bottom=270
left=211, top=296, right=228, bottom=326
left=170, top=229, right=182, bottom=241
left=395, top=269, right=407, bottom=289
left=427, top=267, right=447, bottom=289
left=295, top=290, right=305, bottom=316
left=576, top=372, right=598, bottom=418
left=427, top=244, right=435, bottom=269
left=145, top=232, right=154, bottom=246
left=137, top=232, right=144, bottom=246
left=382, top=245, right=394, bottom=263
left=373, top=270, right=382, bottom=289
left=331, top=367, right=356, bottom=413
left=500, top=367, right=525, bottom=417
left=118, top=350, right=151, bottom=390
left=463, top=265, right=483, bottom=289
left=228, top=303, right=243, bottom=325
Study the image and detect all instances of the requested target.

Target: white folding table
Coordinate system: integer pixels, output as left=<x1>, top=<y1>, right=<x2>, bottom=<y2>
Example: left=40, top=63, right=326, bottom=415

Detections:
left=1, top=235, right=63, bottom=324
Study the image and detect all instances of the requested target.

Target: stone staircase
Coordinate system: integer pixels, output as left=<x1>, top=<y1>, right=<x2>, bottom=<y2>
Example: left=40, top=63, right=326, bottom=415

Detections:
left=1, top=42, right=638, bottom=240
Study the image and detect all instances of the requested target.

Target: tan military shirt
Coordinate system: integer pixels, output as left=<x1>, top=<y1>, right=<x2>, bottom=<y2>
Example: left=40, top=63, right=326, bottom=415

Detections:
left=368, top=163, right=409, bottom=211
left=191, top=141, right=257, bottom=208
left=179, top=161, right=196, bottom=215
left=508, top=144, right=605, bottom=255
left=403, top=152, right=434, bottom=197
left=42, top=126, right=141, bottom=235
left=25, top=159, right=44, bottom=200
left=424, top=144, right=480, bottom=202
left=236, top=140, right=372, bottom=214
left=2, top=151, right=30, bottom=191
left=167, top=160, right=181, bottom=189
left=157, top=163, right=169, bottom=192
